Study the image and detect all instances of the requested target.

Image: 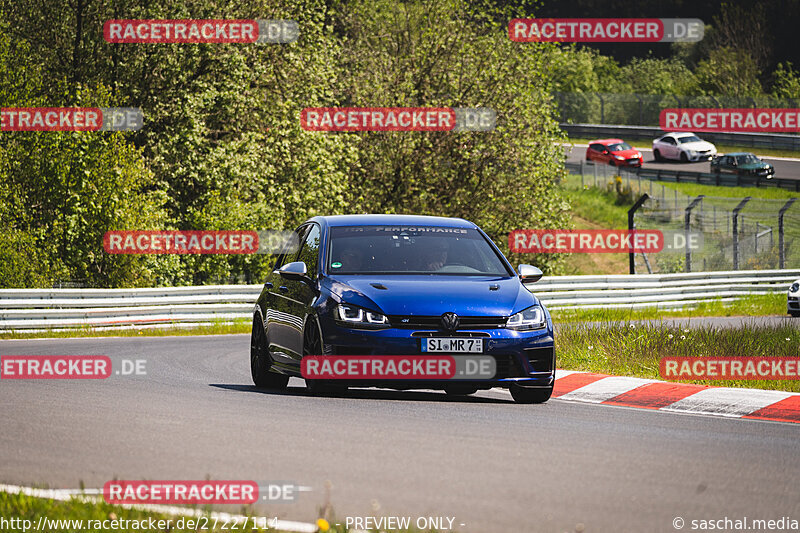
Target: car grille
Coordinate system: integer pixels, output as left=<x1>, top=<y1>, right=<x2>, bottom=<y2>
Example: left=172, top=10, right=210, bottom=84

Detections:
left=388, top=316, right=507, bottom=329
left=626, top=158, right=640, bottom=164
left=492, top=354, right=526, bottom=378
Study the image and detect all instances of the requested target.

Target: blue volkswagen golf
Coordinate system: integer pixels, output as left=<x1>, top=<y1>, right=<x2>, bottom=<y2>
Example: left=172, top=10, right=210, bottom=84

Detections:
left=250, top=214, right=555, bottom=403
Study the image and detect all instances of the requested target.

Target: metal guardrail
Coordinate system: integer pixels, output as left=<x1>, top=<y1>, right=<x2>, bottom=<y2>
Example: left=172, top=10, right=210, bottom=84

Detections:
left=565, top=161, right=800, bottom=192
left=561, top=123, right=800, bottom=152
left=0, top=270, right=796, bottom=329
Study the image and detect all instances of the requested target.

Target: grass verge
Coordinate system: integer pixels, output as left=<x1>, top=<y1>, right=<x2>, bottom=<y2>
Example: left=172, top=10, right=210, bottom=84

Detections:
left=550, top=294, right=787, bottom=323
left=0, top=318, right=251, bottom=340
left=556, top=319, right=800, bottom=392
left=0, top=491, right=436, bottom=533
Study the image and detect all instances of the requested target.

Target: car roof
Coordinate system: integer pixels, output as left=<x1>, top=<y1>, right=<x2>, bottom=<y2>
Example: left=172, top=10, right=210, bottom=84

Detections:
left=662, top=132, right=698, bottom=137
left=725, top=152, right=755, bottom=156
left=590, top=138, right=624, bottom=145
left=310, top=214, right=476, bottom=228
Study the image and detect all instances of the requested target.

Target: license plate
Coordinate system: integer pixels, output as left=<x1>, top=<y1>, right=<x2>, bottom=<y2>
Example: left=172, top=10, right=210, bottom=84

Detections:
left=422, top=338, right=483, bottom=353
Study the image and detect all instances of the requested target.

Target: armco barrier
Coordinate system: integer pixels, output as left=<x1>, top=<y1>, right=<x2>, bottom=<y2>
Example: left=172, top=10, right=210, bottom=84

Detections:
left=561, top=123, right=800, bottom=152
left=0, top=270, right=797, bottom=329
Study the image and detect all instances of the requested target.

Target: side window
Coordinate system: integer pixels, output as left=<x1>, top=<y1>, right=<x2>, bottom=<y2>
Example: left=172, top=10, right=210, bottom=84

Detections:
left=665, top=137, right=676, bottom=145
left=274, top=226, right=308, bottom=270
left=590, top=143, right=603, bottom=152
left=294, top=224, right=321, bottom=279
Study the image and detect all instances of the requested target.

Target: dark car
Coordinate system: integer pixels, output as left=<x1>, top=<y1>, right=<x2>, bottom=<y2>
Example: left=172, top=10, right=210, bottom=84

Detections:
left=585, top=139, right=643, bottom=167
left=250, top=214, right=556, bottom=403
left=711, top=153, right=775, bottom=178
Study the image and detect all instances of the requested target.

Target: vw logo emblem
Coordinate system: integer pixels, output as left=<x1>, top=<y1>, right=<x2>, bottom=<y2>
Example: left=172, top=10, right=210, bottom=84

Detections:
left=441, top=312, right=459, bottom=332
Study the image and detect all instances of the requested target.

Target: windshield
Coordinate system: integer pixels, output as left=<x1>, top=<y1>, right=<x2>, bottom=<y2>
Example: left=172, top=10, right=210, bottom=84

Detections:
left=678, top=135, right=701, bottom=143
left=328, top=225, right=512, bottom=275
left=606, top=142, right=632, bottom=151
left=736, top=154, right=760, bottom=165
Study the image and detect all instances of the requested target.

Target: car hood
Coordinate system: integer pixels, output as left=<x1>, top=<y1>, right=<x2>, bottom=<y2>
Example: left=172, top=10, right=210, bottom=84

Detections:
left=680, top=140, right=715, bottom=151
left=325, top=274, right=539, bottom=317
left=611, top=148, right=641, bottom=158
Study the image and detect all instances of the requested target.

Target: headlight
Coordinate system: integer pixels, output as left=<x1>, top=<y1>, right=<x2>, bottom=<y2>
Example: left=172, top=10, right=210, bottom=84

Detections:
left=790, top=282, right=799, bottom=293
left=614, top=155, right=624, bottom=160
left=506, top=305, right=546, bottom=330
left=336, top=304, right=389, bottom=327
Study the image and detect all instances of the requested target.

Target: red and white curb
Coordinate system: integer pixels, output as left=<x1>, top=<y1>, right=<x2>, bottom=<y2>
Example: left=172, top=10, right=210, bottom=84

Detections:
left=547, top=369, right=800, bottom=423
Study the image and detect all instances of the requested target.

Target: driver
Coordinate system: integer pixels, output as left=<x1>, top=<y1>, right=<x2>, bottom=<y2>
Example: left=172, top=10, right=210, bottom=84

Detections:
left=339, top=246, right=364, bottom=271
left=420, top=240, right=449, bottom=271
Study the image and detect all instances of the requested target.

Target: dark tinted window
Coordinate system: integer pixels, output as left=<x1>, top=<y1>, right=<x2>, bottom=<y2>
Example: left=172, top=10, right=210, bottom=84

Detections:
left=328, top=226, right=511, bottom=276
left=295, top=224, right=321, bottom=279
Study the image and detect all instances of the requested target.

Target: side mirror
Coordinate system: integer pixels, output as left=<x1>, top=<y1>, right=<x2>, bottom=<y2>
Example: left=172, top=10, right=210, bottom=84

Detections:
left=602, top=149, right=609, bottom=155
left=276, top=261, right=309, bottom=282
left=518, top=264, right=543, bottom=283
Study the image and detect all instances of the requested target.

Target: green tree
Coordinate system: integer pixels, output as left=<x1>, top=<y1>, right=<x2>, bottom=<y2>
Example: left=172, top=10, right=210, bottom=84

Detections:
left=333, top=0, right=571, bottom=273
left=695, top=47, right=763, bottom=98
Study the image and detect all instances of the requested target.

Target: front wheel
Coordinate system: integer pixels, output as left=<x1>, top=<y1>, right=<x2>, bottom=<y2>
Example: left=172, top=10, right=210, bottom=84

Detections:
left=251, top=317, right=289, bottom=389
left=653, top=149, right=662, bottom=162
left=680, top=152, right=688, bottom=162
left=303, top=318, right=347, bottom=395
left=509, top=384, right=553, bottom=404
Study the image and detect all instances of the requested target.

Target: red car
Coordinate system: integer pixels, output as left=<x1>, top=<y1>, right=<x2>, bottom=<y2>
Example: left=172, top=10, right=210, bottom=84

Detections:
left=585, top=139, right=643, bottom=167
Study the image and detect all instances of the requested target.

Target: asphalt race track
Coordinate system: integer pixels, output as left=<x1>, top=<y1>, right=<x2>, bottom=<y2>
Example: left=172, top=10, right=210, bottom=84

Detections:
left=564, top=145, right=800, bottom=180
left=1, top=334, right=798, bottom=533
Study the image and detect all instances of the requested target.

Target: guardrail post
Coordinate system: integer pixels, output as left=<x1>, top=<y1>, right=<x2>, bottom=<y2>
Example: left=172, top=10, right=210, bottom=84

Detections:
left=779, top=198, right=797, bottom=269
left=685, top=195, right=705, bottom=272
left=628, top=194, right=650, bottom=275
left=732, top=197, right=752, bottom=270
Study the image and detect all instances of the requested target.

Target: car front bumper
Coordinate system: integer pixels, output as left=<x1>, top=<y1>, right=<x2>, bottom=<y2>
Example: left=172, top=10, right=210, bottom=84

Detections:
left=788, top=295, right=800, bottom=313
left=317, top=317, right=556, bottom=388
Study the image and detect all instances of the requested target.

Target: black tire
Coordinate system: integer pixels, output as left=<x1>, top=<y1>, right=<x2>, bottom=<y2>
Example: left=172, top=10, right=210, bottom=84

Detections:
left=509, top=384, right=553, bottom=404
left=303, top=318, right=346, bottom=395
left=251, top=316, right=289, bottom=389
left=653, top=149, right=662, bottom=162
left=680, top=151, right=688, bottom=163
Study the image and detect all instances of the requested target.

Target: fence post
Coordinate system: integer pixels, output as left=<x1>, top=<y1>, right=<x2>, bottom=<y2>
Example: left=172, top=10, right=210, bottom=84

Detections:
left=732, top=197, right=752, bottom=270
left=628, top=194, right=650, bottom=275
left=685, top=195, right=705, bottom=272
left=580, top=159, right=585, bottom=188
left=779, top=198, right=797, bottom=269
left=599, top=92, right=605, bottom=124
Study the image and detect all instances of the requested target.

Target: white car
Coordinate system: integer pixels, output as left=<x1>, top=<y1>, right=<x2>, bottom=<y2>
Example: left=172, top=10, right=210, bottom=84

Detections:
left=653, top=132, right=717, bottom=162
left=789, top=280, right=800, bottom=317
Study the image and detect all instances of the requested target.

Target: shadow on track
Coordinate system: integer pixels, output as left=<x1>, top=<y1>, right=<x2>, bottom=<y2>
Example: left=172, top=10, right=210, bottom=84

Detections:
left=210, top=383, right=511, bottom=404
